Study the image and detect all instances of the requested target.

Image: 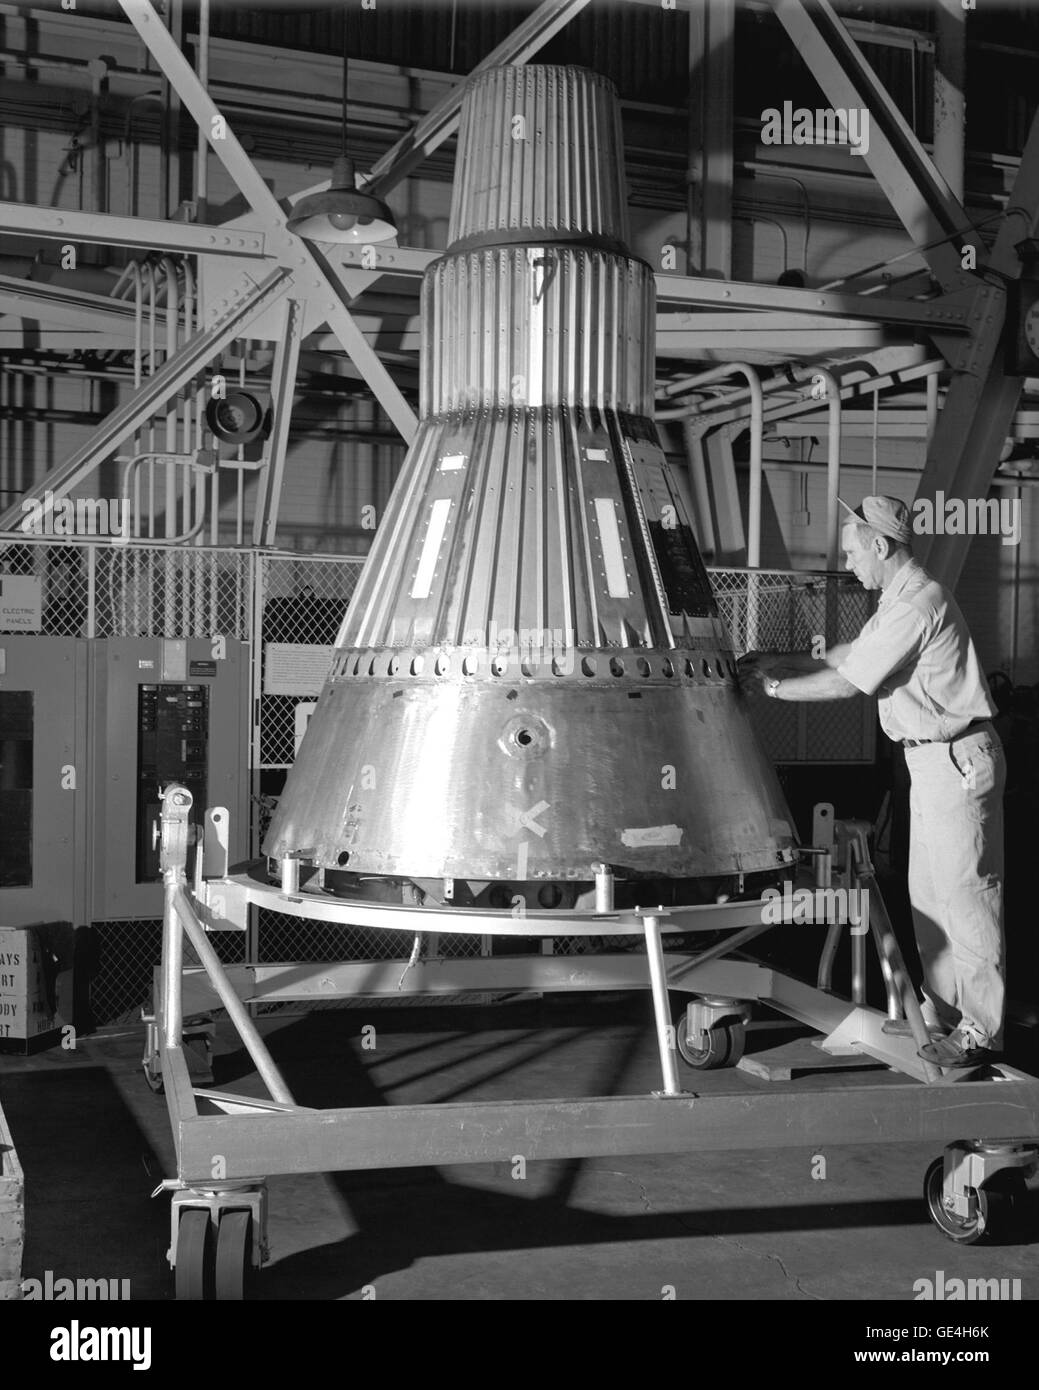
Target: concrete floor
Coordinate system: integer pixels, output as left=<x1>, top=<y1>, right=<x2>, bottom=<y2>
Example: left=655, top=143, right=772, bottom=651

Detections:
left=2, top=992, right=1038, bottom=1301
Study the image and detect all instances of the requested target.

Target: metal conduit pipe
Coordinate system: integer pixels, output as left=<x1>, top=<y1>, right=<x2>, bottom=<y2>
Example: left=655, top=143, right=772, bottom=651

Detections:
left=196, top=0, right=211, bottom=223
left=123, top=93, right=164, bottom=220
left=735, top=164, right=811, bottom=274
left=127, top=261, right=144, bottom=540
left=811, top=366, right=843, bottom=570
left=681, top=418, right=717, bottom=558
left=158, top=256, right=180, bottom=538
left=657, top=362, right=764, bottom=566
left=141, top=261, right=157, bottom=536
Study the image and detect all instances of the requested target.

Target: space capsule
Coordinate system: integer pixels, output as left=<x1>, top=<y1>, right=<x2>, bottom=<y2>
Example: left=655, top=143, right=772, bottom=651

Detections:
left=265, top=64, right=796, bottom=909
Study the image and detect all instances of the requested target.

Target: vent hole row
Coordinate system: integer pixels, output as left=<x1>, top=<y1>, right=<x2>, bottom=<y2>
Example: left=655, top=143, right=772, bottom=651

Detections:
left=335, top=653, right=738, bottom=680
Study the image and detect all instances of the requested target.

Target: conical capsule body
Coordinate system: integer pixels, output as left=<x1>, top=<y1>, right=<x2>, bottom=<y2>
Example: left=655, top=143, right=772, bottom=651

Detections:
left=265, top=65, right=796, bottom=896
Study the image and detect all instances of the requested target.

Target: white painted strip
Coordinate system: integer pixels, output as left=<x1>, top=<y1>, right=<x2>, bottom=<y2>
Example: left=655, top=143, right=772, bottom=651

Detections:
left=621, top=824, right=684, bottom=848
left=593, top=497, right=630, bottom=598
left=439, top=453, right=466, bottom=471
left=410, top=497, right=452, bottom=599
left=526, top=248, right=544, bottom=409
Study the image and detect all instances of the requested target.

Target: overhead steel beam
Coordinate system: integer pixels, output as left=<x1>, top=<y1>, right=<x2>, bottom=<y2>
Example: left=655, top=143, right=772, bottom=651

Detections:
left=363, top=0, right=593, bottom=200
left=656, top=272, right=974, bottom=329
left=770, top=0, right=974, bottom=292
left=656, top=328, right=889, bottom=357
left=118, top=0, right=417, bottom=444
left=0, top=269, right=291, bottom=531
left=0, top=200, right=267, bottom=257
left=915, top=115, right=1039, bottom=586
left=0, top=273, right=164, bottom=339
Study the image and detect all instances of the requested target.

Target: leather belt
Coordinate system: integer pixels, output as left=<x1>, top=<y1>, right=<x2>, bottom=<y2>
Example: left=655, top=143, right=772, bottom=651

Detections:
left=902, top=717, right=992, bottom=749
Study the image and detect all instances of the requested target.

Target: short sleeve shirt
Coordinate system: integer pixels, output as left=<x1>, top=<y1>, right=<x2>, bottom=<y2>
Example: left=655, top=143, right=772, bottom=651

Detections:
left=836, top=559, right=995, bottom=743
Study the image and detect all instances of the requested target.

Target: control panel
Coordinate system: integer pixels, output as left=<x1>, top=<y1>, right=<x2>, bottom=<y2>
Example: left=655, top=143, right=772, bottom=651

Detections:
left=136, top=684, right=210, bottom=881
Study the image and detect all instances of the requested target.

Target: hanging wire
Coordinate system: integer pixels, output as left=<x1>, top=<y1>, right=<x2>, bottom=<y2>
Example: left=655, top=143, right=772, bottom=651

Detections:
left=340, top=15, right=349, bottom=159
left=872, top=392, right=879, bottom=493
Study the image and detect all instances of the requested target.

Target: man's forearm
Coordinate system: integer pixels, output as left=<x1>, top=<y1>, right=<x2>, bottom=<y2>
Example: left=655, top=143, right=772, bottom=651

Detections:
left=772, top=668, right=859, bottom=701
left=769, top=650, right=826, bottom=673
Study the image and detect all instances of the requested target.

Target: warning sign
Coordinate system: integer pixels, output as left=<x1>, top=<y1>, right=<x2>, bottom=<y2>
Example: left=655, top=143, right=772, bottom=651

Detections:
left=0, top=575, right=42, bottom=632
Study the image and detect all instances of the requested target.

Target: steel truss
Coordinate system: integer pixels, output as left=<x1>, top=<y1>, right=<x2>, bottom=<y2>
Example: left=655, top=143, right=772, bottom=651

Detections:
left=1, top=0, right=1037, bottom=571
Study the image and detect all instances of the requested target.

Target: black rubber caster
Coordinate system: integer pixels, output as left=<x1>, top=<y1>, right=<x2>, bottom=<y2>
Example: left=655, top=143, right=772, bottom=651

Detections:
left=174, top=1209, right=214, bottom=1300
left=924, top=1158, right=1028, bottom=1245
left=214, top=1209, right=254, bottom=1301
left=673, top=1002, right=746, bottom=1070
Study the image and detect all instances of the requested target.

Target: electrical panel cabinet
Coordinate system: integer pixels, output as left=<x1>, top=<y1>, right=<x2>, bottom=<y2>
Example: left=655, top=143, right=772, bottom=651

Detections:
left=90, top=638, right=249, bottom=919
left=0, top=638, right=89, bottom=928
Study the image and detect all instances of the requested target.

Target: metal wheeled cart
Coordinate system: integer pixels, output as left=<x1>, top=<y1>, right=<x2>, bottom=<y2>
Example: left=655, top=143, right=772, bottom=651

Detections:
left=144, top=786, right=1039, bottom=1298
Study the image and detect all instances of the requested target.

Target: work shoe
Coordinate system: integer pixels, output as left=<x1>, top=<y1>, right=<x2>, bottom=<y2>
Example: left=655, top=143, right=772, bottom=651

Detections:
left=918, top=1027, right=1001, bottom=1069
left=881, top=1017, right=948, bottom=1039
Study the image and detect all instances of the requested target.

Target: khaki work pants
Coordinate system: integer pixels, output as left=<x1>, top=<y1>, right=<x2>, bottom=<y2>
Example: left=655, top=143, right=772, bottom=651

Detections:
left=904, top=727, right=1006, bottom=1046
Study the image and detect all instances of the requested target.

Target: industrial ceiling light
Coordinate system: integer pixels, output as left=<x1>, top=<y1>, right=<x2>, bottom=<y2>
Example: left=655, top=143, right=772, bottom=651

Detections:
left=286, top=26, right=397, bottom=244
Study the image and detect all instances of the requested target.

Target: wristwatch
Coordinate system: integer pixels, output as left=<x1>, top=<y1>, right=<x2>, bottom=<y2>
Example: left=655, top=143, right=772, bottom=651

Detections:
left=766, top=678, right=781, bottom=699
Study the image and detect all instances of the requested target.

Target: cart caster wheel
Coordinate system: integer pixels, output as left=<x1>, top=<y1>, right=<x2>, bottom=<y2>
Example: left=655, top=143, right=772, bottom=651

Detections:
left=924, top=1159, right=1028, bottom=1245
left=174, top=1209, right=213, bottom=1300
left=676, top=1019, right=746, bottom=1070
left=215, top=1209, right=254, bottom=1301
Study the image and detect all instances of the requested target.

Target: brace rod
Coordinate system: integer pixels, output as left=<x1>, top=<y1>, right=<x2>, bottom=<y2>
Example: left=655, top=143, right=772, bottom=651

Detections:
left=770, top=0, right=973, bottom=292
left=118, top=0, right=417, bottom=443
left=0, top=268, right=290, bottom=530
left=364, top=0, right=593, bottom=199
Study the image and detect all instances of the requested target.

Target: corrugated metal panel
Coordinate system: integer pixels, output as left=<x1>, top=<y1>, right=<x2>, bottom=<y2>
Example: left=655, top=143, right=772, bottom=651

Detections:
left=448, top=66, right=628, bottom=249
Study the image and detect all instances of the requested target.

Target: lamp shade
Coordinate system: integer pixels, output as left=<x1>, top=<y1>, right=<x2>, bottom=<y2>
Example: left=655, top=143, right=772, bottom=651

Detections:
left=286, top=156, right=397, bottom=244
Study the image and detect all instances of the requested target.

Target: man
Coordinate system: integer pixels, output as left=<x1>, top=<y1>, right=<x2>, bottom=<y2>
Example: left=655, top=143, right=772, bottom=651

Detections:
left=739, top=496, right=1005, bottom=1068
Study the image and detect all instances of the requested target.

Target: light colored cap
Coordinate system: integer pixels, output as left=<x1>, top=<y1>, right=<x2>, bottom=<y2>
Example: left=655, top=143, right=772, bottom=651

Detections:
left=838, top=494, right=912, bottom=545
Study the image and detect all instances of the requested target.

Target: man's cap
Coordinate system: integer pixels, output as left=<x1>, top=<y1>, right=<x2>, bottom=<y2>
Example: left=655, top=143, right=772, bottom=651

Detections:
left=838, top=494, right=912, bottom=545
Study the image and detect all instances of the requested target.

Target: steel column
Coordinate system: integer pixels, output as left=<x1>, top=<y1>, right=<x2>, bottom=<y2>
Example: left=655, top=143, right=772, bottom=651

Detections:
left=916, top=111, right=1039, bottom=586
left=686, top=0, right=735, bottom=277
left=933, top=0, right=966, bottom=204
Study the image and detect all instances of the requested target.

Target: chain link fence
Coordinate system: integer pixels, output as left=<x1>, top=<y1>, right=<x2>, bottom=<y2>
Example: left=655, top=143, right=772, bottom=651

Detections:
left=1, top=543, right=877, bottom=1017
left=711, top=567, right=876, bottom=762
left=89, top=918, right=247, bottom=1026
left=257, top=553, right=363, bottom=768
left=0, top=539, right=251, bottom=639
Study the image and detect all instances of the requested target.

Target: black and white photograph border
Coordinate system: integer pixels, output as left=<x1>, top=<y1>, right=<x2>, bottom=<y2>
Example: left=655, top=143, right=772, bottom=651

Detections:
left=0, top=0, right=1037, bottom=1351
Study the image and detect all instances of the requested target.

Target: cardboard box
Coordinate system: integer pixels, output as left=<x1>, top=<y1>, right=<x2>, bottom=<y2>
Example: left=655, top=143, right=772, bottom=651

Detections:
left=0, top=1100, right=24, bottom=1300
left=0, top=926, right=61, bottom=1055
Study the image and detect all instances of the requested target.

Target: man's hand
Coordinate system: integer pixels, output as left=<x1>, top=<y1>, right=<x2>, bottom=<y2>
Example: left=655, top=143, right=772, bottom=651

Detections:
left=736, top=651, right=782, bottom=678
